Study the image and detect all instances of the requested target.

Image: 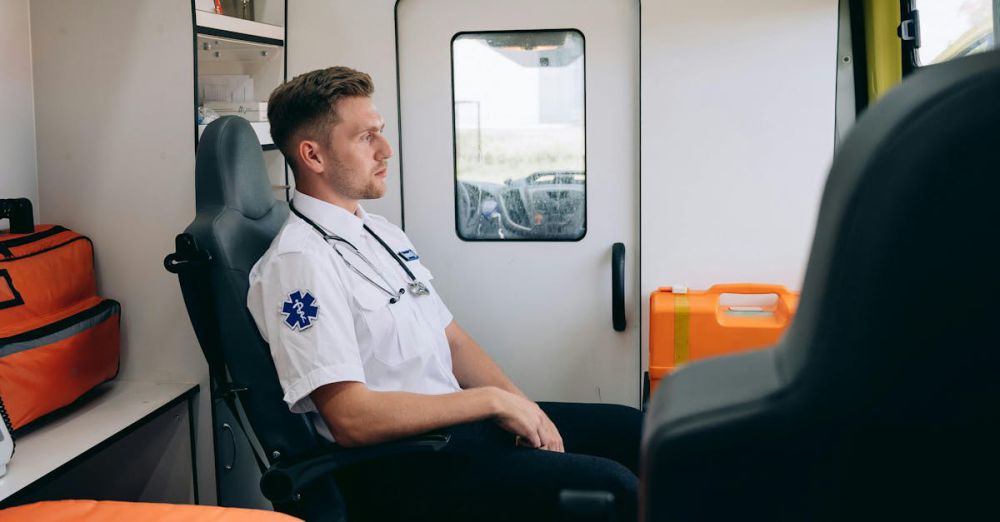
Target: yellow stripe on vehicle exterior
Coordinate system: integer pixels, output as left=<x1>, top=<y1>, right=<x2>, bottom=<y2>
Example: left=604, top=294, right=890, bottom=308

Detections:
left=864, top=0, right=903, bottom=101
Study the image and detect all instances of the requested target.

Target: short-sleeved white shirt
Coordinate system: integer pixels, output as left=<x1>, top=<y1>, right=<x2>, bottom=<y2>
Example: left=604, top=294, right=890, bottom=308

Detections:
left=247, top=191, right=461, bottom=441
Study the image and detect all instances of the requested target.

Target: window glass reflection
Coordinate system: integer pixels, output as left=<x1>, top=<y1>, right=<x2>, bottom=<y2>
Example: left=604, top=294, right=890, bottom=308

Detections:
left=916, top=0, right=995, bottom=65
left=452, top=30, right=586, bottom=241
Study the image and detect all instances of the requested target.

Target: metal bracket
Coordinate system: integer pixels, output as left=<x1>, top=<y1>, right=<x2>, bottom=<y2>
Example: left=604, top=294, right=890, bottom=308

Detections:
left=898, top=10, right=922, bottom=48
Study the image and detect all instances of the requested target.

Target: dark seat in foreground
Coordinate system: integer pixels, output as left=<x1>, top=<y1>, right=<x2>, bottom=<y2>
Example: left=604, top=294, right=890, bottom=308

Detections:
left=641, top=51, right=1000, bottom=521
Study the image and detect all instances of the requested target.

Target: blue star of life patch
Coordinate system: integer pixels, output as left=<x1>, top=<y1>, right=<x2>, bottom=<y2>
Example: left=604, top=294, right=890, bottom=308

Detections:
left=398, top=249, right=419, bottom=261
left=281, top=290, right=319, bottom=331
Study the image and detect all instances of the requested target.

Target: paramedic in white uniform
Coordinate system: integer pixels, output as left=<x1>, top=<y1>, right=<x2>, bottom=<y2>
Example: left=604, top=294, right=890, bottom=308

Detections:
left=248, top=66, right=641, bottom=522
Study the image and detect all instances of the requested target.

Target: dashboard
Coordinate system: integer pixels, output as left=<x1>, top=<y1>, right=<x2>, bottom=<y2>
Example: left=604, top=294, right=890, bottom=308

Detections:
left=456, top=171, right=585, bottom=240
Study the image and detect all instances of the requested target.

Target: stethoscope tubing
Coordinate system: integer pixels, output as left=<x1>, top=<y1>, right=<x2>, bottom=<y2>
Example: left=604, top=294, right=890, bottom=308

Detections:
left=289, top=201, right=422, bottom=304
left=330, top=240, right=404, bottom=301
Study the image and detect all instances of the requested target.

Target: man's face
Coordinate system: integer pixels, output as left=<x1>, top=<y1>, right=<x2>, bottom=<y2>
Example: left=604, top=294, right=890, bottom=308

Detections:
left=321, top=96, right=392, bottom=201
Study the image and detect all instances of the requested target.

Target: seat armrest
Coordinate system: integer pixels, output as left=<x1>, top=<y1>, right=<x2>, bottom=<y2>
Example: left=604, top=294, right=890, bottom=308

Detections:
left=260, top=433, right=451, bottom=502
left=641, top=347, right=791, bottom=522
left=643, top=346, right=783, bottom=442
left=558, top=490, right=615, bottom=522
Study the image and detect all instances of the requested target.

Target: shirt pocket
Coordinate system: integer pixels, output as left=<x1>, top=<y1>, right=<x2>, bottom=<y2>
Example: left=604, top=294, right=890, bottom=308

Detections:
left=352, top=277, right=425, bottom=366
left=405, top=260, right=434, bottom=283
left=351, top=280, right=397, bottom=362
left=402, top=262, right=452, bottom=330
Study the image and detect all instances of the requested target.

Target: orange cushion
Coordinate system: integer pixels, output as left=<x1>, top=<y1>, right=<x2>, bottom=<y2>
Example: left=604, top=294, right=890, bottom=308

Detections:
left=0, top=500, right=301, bottom=522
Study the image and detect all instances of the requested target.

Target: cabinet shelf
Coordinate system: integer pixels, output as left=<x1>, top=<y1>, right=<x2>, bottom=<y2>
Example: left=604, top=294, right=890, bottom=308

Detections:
left=0, top=381, right=198, bottom=503
left=195, top=10, right=284, bottom=46
left=197, top=35, right=281, bottom=64
left=192, top=2, right=288, bottom=201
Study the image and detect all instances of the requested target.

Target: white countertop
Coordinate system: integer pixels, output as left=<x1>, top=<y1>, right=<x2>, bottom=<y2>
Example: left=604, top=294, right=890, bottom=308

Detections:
left=0, top=380, right=198, bottom=502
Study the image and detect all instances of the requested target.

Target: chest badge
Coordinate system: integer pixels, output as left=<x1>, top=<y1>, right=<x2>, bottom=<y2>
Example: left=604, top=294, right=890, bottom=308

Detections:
left=397, top=249, right=419, bottom=261
left=281, top=290, right=319, bottom=331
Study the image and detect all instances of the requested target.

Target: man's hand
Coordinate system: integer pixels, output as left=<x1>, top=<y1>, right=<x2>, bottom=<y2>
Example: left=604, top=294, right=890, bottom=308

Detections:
left=490, top=388, right=564, bottom=453
left=445, top=323, right=563, bottom=452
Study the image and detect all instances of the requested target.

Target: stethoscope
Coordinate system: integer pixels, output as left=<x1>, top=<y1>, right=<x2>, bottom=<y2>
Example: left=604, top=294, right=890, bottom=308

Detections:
left=290, top=202, right=430, bottom=305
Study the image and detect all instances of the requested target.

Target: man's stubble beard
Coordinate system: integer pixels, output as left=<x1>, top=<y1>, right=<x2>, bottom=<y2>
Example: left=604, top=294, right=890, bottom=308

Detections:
left=328, top=153, right=386, bottom=201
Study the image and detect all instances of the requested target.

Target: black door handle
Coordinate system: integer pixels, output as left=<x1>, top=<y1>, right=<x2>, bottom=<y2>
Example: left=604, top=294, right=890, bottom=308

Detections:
left=612, top=243, right=626, bottom=332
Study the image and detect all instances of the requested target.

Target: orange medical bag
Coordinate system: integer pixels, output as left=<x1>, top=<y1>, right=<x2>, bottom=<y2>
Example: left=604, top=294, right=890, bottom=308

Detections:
left=0, top=500, right=302, bottom=521
left=0, top=222, right=120, bottom=430
left=648, top=284, right=798, bottom=393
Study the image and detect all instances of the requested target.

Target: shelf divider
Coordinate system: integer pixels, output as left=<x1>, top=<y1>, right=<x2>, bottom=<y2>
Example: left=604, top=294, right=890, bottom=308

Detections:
left=195, top=10, right=284, bottom=46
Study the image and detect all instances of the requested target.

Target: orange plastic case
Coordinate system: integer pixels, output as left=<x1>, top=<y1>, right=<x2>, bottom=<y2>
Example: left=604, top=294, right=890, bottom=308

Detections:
left=0, top=225, right=120, bottom=430
left=0, top=500, right=301, bottom=521
left=648, top=284, right=799, bottom=392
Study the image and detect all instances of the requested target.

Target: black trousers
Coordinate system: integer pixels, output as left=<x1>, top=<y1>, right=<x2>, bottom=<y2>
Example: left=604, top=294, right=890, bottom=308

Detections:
left=337, top=402, right=643, bottom=522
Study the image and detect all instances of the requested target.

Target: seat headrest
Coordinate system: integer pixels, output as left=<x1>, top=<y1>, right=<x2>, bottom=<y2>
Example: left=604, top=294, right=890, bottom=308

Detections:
left=778, top=49, right=1000, bottom=386
left=195, top=116, right=279, bottom=220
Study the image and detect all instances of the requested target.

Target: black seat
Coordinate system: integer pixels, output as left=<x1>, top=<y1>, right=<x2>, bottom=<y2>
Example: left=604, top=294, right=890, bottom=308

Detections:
left=165, top=116, right=448, bottom=521
left=641, top=51, right=1000, bottom=521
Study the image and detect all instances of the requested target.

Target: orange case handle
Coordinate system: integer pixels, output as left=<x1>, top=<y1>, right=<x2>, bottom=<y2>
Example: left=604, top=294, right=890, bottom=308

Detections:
left=709, top=284, right=796, bottom=321
left=707, top=283, right=792, bottom=295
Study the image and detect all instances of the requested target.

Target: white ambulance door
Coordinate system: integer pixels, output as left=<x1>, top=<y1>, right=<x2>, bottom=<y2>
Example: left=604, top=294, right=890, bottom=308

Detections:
left=396, top=0, right=640, bottom=406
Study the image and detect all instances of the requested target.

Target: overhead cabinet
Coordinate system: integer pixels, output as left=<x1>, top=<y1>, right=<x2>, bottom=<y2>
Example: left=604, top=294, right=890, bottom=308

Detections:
left=193, top=1, right=290, bottom=198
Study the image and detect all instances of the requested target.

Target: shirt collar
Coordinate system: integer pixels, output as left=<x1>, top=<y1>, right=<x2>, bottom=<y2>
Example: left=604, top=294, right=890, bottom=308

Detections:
left=290, top=190, right=367, bottom=246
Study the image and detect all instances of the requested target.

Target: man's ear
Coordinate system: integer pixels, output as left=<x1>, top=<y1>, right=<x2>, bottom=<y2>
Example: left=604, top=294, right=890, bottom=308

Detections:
left=296, top=138, right=325, bottom=175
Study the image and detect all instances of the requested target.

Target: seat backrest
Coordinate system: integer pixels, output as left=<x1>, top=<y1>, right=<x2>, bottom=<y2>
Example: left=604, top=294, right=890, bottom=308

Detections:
left=641, top=51, right=1000, bottom=522
left=182, top=116, right=319, bottom=460
left=777, top=50, right=1000, bottom=427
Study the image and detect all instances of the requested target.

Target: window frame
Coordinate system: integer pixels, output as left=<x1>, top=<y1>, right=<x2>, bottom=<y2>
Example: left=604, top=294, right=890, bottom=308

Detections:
left=900, top=0, right=921, bottom=75
left=449, top=28, right=589, bottom=243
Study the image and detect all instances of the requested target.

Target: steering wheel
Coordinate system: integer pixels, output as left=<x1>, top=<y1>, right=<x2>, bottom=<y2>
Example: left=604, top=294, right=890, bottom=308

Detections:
left=456, top=182, right=477, bottom=233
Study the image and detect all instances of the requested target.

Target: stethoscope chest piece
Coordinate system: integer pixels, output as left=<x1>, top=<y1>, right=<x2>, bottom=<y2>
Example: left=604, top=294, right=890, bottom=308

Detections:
left=408, top=281, right=431, bottom=296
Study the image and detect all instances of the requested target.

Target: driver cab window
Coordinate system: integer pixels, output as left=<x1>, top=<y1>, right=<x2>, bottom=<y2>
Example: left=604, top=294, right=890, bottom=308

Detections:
left=452, top=30, right=586, bottom=241
left=914, top=0, right=995, bottom=66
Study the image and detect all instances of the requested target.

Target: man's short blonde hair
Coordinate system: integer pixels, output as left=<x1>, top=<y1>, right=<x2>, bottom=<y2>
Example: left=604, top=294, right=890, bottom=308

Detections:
left=267, top=66, right=375, bottom=170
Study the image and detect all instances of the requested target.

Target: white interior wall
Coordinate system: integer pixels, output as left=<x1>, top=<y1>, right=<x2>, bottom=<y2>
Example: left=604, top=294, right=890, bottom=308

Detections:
left=287, top=0, right=403, bottom=226
left=291, top=0, right=839, bottom=370
left=640, top=0, right=838, bottom=358
left=0, top=0, right=38, bottom=219
left=288, top=0, right=838, bottom=384
left=30, top=0, right=214, bottom=503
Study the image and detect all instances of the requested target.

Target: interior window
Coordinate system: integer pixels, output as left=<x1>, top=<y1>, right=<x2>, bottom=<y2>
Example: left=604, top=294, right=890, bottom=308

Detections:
left=451, top=30, right=586, bottom=241
left=915, top=0, right=995, bottom=66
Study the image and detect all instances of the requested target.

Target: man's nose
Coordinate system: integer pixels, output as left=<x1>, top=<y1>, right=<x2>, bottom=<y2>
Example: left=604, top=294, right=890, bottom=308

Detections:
left=376, top=134, right=393, bottom=160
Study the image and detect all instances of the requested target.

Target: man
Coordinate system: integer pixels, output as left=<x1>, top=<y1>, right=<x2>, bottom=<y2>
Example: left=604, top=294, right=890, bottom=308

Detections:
left=248, top=66, right=641, bottom=521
